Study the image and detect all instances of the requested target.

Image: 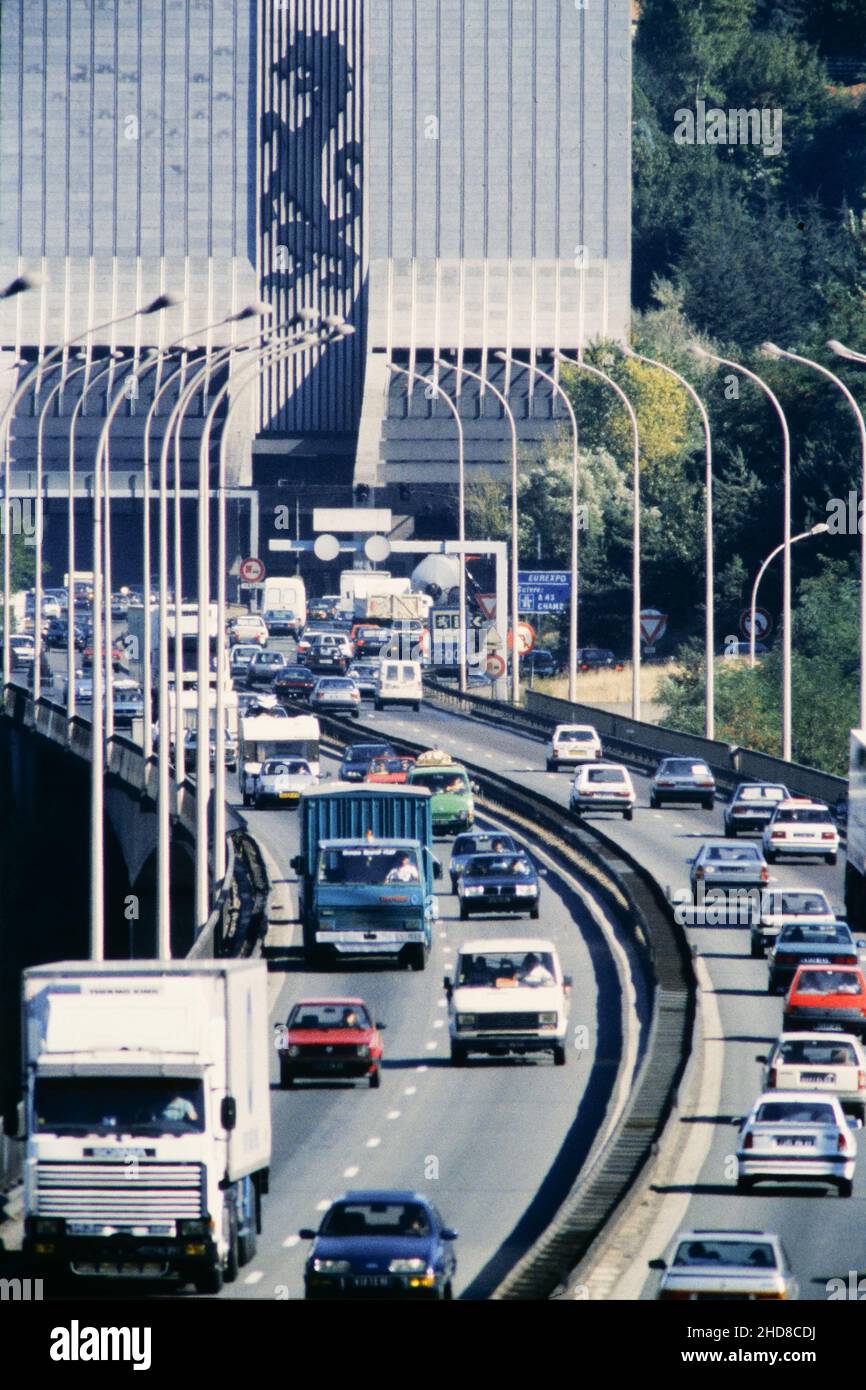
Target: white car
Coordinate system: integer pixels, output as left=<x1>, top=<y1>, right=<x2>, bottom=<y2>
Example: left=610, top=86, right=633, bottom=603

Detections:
left=750, top=886, right=837, bottom=958
left=254, top=757, right=317, bottom=809
left=374, top=658, right=422, bottom=711
left=762, top=798, right=840, bottom=865
left=569, top=762, right=635, bottom=820
left=761, top=1032, right=866, bottom=1125
left=654, top=1229, right=798, bottom=1302
left=444, top=937, right=571, bottom=1066
left=736, top=1090, right=856, bottom=1196
left=228, top=614, right=269, bottom=647
left=546, top=723, right=602, bottom=771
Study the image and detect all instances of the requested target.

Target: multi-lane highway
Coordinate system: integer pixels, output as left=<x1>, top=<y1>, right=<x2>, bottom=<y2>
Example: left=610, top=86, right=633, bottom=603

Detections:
left=339, top=694, right=856, bottom=1301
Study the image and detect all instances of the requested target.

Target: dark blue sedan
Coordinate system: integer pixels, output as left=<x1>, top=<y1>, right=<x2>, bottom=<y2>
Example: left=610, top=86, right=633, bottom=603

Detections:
left=300, top=1191, right=458, bottom=1300
left=457, top=852, right=541, bottom=920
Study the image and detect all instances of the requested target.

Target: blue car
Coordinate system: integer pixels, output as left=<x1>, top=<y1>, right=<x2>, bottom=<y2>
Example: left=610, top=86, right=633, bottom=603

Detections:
left=449, top=830, right=518, bottom=894
left=338, top=741, right=396, bottom=782
left=300, top=1191, right=458, bottom=1300
left=457, top=851, right=540, bottom=920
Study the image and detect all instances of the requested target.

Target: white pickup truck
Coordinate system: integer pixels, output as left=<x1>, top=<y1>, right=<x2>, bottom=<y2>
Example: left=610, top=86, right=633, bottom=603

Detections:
left=762, top=1032, right=866, bottom=1125
left=444, top=938, right=571, bottom=1066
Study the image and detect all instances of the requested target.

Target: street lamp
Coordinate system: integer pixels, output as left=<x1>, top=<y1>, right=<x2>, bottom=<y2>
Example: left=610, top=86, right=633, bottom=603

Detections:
left=438, top=360, right=520, bottom=701
left=556, top=351, right=643, bottom=721
left=749, top=524, right=829, bottom=674
left=388, top=362, right=468, bottom=693
left=621, top=345, right=716, bottom=738
left=498, top=353, right=581, bottom=702
left=690, top=343, right=793, bottom=760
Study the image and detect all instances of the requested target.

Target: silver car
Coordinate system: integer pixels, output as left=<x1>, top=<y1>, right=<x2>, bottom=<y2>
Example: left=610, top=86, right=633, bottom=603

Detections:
left=724, top=782, right=790, bottom=836
left=254, top=757, right=316, bottom=809
left=736, top=1090, right=856, bottom=1196
left=688, top=841, right=769, bottom=897
left=650, top=756, right=716, bottom=809
left=653, top=1229, right=798, bottom=1302
left=750, top=886, right=836, bottom=959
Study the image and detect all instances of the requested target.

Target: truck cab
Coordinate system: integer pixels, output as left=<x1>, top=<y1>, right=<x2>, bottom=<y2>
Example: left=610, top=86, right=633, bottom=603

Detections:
left=408, top=749, right=477, bottom=837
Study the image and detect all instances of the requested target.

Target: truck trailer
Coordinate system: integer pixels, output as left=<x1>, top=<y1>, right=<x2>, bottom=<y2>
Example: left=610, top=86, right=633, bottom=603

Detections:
left=20, top=959, right=271, bottom=1294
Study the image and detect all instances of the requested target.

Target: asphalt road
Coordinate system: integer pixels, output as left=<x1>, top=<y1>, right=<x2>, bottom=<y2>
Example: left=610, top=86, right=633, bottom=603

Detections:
left=353, top=696, right=859, bottom=1302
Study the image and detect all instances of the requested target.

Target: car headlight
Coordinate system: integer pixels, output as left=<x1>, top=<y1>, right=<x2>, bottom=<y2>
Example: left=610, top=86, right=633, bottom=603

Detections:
left=457, top=1014, right=476, bottom=1028
left=463, top=885, right=484, bottom=896
left=539, top=1012, right=558, bottom=1027
left=389, top=1258, right=428, bottom=1274
left=514, top=884, right=537, bottom=897
left=356, top=1044, right=371, bottom=1058
left=312, top=1258, right=351, bottom=1273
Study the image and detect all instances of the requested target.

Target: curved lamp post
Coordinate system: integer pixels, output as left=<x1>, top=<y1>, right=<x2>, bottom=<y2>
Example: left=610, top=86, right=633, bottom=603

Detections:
left=750, top=524, right=829, bottom=674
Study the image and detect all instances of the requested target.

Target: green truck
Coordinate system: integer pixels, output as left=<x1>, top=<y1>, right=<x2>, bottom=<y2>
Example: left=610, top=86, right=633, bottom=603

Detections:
left=292, top=784, right=440, bottom=971
left=407, top=749, right=478, bottom=837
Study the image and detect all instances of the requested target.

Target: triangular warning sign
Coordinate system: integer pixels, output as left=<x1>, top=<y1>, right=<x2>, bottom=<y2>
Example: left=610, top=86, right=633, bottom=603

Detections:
left=477, top=594, right=496, bottom=622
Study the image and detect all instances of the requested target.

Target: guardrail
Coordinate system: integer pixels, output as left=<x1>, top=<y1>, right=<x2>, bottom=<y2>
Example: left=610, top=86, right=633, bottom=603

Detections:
left=317, top=708, right=695, bottom=1299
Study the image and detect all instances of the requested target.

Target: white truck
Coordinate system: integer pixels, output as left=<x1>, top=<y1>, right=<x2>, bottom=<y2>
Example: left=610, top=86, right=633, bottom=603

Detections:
left=20, top=959, right=271, bottom=1294
left=444, top=937, right=572, bottom=1066
left=238, top=711, right=321, bottom=803
left=126, top=602, right=218, bottom=687
left=261, top=576, right=306, bottom=629
left=339, top=570, right=410, bottom=615
left=847, top=730, right=866, bottom=930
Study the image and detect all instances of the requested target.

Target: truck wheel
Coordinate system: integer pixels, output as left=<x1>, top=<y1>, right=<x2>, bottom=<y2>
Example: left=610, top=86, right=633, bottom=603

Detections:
left=224, top=1207, right=239, bottom=1284
left=406, top=944, right=427, bottom=972
left=369, top=1067, right=381, bottom=1089
left=194, top=1263, right=224, bottom=1295
left=450, top=1041, right=467, bottom=1066
left=238, top=1225, right=257, bottom=1268
left=553, top=1044, right=567, bottom=1066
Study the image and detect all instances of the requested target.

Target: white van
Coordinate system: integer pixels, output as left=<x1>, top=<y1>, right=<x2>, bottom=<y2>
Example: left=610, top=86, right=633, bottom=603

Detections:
left=374, top=658, right=423, bottom=711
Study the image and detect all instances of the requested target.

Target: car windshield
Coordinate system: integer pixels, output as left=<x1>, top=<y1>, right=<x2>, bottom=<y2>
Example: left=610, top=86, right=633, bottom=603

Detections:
left=737, top=786, right=787, bottom=803
left=289, top=1003, right=370, bottom=1030
left=795, top=970, right=863, bottom=995
left=704, top=846, right=760, bottom=862
left=774, top=808, right=832, bottom=824
left=256, top=653, right=283, bottom=665
left=321, top=1202, right=431, bottom=1238
left=453, top=834, right=516, bottom=856
left=585, top=767, right=625, bottom=784
left=777, top=924, right=851, bottom=946
left=455, top=951, right=556, bottom=986
left=777, top=1039, right=858, bottom=1066
left=463, top=855, right=534, bottom=878
left=317, top=846, right=422, bottom=886
left=262, top=760, right=311, bottom=777
left=411, top=770, right=469, bottom=794
left=33, top=1077, right=205, bottom=1135
left=672, top=1239, right=777, bottom=1269
left=368, top=758, right=412, bottom=775
left=766, top=892, right=832, bottom=917
left=755, top=1101, right=837, bottom=1124
left=344, top=745, right=392, bottom=764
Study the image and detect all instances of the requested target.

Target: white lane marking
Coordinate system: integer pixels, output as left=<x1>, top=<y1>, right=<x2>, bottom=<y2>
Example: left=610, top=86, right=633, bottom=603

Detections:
left=343, top=1165, right=360, bottom=1178
left=366, top=1136, right=382, bottom=1149
left=244, top=1270, right=264, bottom=1285
left=433, top=1019, right=445, bottom=1029
left=315, top=1198, right=331, bottom=1212
left=416, top=1064, right=428, bottom=1073
left=438, top=931, right=449, bottom=940
left=436, top=997, right=448, bottom=1007
left=282, top=1234, right=300, bottom=1249
left=403, top=1085, right=417, bottom=1096
left=674, top=822, right=684, bottom=829
left=425, top=1040, right=438, bottom=1050
left=387, top=1109, right=401, bottom=1120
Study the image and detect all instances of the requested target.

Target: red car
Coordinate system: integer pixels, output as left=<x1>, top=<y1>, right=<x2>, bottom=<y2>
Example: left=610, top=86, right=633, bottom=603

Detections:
left=784, top=965, right=866, bottom=1038
left=82, top=640, right=126, bottom=672
left=365, top=755, right=417, bottom=785
left=276, top=997, right=385, bottom=1088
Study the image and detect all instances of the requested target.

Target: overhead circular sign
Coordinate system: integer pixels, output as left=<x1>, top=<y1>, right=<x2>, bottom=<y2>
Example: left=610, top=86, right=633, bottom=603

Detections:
left=364, top=534, right=391, bottom=563
left=740, top=607, right=772, bottom=641
left=485, top=653, right=506, bottom=679
left=239, top=556, right=265, bottom=584
left=313, top=533, right=341, bottom=562
left=507, top=622, right=536, bottom=655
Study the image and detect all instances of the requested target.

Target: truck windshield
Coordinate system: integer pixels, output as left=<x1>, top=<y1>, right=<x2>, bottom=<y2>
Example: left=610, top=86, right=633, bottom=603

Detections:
left=456, top=951, right=556, bottom=986
left=33, top=1077, right=205, bottom=1135
left=411, top=770, right=469, bottom=794
left=318, top=846, right=422, bottom=886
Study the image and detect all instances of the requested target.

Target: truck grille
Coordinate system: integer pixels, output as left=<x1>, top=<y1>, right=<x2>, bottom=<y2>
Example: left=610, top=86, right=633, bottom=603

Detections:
left=36, top=1162, right=204, bottom=1222
left=473, top=1013, right=541, bottom=1031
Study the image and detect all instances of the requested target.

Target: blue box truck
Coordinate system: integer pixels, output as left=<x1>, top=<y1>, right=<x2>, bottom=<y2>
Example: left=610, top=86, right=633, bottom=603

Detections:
left=291, top=785, right=440, bottom=970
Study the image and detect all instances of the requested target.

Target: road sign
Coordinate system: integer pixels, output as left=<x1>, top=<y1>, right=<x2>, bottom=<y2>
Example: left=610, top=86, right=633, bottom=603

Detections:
left=476, top=594, right=497, bottom=622
left=486, top=653, right=506, bottom=679
left=239, top=556, right=265, bottom=585
left=517, top=570, right=569, bottom=614
left=507, top=621, right=536, bottom=655
left=639, top=608, right=668, bottom=646
left=740, top=607, right=772, bottom=641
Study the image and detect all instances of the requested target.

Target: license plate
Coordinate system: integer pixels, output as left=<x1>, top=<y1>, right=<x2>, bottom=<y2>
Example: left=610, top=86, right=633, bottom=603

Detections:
left=351, top=1275, right=390, bottom=1287
left=793, top=834, right=812, bottom=841
left=279, top=791, right=299, bottom=800
left=73, top=1261, right=167, bottom=1278
left=776, top=1136, right=814, bottom=1147
left=802, top=1072, right=835, bottom=1084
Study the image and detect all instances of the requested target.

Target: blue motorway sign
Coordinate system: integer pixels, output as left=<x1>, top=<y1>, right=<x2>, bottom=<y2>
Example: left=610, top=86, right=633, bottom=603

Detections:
left=517, top=570, right=569, bottom=614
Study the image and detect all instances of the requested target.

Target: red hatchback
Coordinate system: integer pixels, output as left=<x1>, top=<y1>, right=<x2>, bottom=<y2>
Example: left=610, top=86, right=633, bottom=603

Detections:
left=276, top=998, right=385, bottom=1089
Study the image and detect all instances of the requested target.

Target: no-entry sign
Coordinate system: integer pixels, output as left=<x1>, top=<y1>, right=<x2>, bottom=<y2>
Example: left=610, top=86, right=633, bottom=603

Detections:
left=240, top=557, right=266, bottom=585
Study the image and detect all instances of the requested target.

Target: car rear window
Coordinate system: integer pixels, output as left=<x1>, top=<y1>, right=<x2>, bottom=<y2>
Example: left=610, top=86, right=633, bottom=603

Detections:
left=672, top=1240, right=777, bottom=1269
left=738, top=786, right=787, bottom=802
left=777, top=1040, right=858, bottom=1066
left=558, top=729, right=594, bottom=742
left=705, top=845, right=760, bottom=861
left=795, top=969, right=863, bottom=994
left=586, top=766, right=625, bottom=783
left=755, top=1101, right=836, bottom=1124
left=777, top=924, right=851, bottom=946
left=775, top=808, right=832, bottom=824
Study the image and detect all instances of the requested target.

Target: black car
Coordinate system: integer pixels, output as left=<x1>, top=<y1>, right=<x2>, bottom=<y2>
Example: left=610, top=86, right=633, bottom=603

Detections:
left=767, top=921, right=863, bottom=995
left=45, top=618, right=86, bottom=651
left=339, top=741, right=396, bottom=782
left=300, top=1191, right=458, bottom=1301
left=457, top=852, right=541, bottom=919
left=273, top=665, right=317, bottom=701
left=246, top=651, right=289, bottom=688
left=521, top=649, right=558, bottom=677
left=575, top=647, right=622, bottom=672
left=262, top=608, right=302, bottom=638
